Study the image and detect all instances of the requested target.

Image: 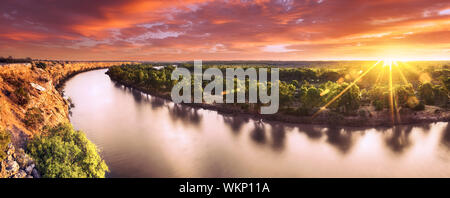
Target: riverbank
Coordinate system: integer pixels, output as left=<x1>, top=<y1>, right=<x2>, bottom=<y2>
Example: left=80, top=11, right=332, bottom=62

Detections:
left=107, top=74, right=450, bottom=127
left=0, top=61, right=133, bottom=147
left=0, top=61, right=131, bottom=178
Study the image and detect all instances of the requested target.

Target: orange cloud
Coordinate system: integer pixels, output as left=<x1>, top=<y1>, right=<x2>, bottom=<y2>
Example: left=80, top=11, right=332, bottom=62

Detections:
left=0, top=0, right=448, bottom=61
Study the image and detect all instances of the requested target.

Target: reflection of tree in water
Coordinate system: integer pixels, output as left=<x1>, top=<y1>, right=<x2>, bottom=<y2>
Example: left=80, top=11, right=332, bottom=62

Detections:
left=297, top=125, right=323, bottom=140
left=149, top=96, right=165, bottom=109
left=131, top=89, right=143, bottom=103
left=269, top=123, right=286, bottom=151
left=113, top=80, right=123, bottom=89
left=222, top=115, right=249, bottom=134
left=250, top=121, right=266, bottom=144
left=440, top=123, right=450, bottom=149
left=383, top=125, right=413, bottom=153
left=167, top=104, right=202, bottom=126
left=325, top=127, right=355, bottom=154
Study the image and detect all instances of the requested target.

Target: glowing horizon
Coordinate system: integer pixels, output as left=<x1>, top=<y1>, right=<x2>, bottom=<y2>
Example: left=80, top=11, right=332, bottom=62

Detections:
left=0, top=0, right=449, bottom=61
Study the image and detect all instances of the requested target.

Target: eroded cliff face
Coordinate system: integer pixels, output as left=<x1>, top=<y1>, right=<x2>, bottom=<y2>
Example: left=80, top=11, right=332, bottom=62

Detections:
left=0, top=61, right=132, bottom=147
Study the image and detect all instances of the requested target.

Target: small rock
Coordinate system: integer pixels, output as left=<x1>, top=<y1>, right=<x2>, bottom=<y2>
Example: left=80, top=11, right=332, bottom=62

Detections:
left=15, top=153, right=32, bottom=169
left=25, top=164, right=35, bottom=174
left=6, top=155, right=13, bottom=161
left=5, top=160, right=19, bottom=174
left=31, top=168, right=41, bottom=178
left=11, top=170, right=26, bottom=178
left=6, top=143, right=15, bottom=155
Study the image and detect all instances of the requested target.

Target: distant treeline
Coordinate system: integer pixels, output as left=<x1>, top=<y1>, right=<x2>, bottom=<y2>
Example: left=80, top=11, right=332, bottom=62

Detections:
left=107, top=63, right=449, bottom=117
left=0, top=56, right=32, bottom=64
left=141, top=60, right=379, bottom=69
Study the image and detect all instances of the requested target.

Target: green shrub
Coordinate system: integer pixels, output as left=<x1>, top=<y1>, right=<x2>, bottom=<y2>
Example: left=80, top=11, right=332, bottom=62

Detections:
left=418, top=82, right=435, bottom=105
left=325, top=82, right=361, bottom=114
left=24, top=107, right=44, bottom=129
left=27, top=123, right=109, bottom=178
left=35, top=62, right=47, bottom=69
left=418, top=82, right=449, bottom=106
left=0, top=128, right=11, bottom=160
left=394, top=84, right=414, bottom=107
left=13, top=86, right=30, bottom=106
left=443, top=77, right=450, bottom=91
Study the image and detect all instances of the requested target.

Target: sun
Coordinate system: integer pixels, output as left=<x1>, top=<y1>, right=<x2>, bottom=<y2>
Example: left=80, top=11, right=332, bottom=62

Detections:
left=381, top=58, right=403, bottom=67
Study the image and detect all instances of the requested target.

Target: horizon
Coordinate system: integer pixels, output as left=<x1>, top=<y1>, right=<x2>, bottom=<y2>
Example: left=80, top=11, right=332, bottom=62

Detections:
left=2, top=56, right=450, bottom=63
left=1, top=0, right=449, bottom=61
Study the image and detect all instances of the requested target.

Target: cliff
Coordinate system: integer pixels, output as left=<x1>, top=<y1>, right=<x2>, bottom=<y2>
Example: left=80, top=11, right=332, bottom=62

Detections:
left=0, top=61, right=133, bottom=148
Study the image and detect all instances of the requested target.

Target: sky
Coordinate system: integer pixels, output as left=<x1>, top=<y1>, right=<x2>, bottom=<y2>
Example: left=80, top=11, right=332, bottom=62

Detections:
left=0, top=0, right=449, bottom=61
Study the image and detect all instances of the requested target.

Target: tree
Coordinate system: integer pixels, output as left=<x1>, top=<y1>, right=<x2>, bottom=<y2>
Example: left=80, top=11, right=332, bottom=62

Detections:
left=303, top=86, right=322, bottom=109
left=326, top=82, right=361, bottom=114
left=279, top=81, right=296, bottom=105
left=394, top=84, right=414, bottom=107
left=418, top=82, right=435, bottom=105
left=368, top=85, right=389, bottom=111
left=443, top=77, right=450, bottom=91
left=27, top=123, right=109, bottom=178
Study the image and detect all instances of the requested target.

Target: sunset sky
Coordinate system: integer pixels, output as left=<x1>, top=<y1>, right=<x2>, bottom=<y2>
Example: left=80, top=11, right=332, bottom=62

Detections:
left=0, top=0, right=449, bottom=61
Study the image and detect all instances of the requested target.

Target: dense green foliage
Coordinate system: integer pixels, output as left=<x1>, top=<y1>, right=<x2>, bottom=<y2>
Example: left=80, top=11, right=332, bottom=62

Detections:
left=106, top=62, right=449, bottom=116
left=0, top=128, right=11, bottom=161
left=106, top=65, right=176, bottom=91
left=27, top=123, right=108, bottom=178
left=443, top=77, right=450, bottom=91
left=418, top=82, right=448, bottom=106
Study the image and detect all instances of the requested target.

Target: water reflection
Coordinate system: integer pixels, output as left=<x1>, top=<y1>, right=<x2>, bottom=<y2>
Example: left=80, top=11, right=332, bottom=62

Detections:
left=149, top=96, right=165, bottom=109
left=167, top=104, right=202, bottom=126
left=250, top=121, right=267, bottom=144
left=268, top=123, right=286, bottom=151
left=326, top=127, right=355, bottom=154
left=297, top=125, right=323, bottom=139
left=64, top=69, right=450, bottom=177
left=222, top=115, right=249, bottom=134
left=384, top=125, right=413, bottom=154
left=440, top=124, right=450, bottom=150
left=131, top=89, right=143, bottom=103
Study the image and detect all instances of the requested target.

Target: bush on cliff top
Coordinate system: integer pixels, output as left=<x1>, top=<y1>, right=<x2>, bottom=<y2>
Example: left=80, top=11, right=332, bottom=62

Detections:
left=27, top=123, right=109, bottom=178
left=35, top=62, right=47, bottom=70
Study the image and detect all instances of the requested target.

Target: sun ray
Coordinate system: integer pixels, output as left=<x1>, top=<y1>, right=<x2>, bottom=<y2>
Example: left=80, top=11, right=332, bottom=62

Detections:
left=395, top=63, right=410, bottom=85
left=313, top=60, right=381, bottom=118
left=388, top=61, right=395, bottom=124
left=375, top=65, right=385, bottom=85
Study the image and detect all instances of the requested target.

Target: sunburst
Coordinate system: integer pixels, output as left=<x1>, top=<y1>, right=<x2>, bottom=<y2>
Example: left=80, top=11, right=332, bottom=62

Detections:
left=313, top=59, right=418, bottom=125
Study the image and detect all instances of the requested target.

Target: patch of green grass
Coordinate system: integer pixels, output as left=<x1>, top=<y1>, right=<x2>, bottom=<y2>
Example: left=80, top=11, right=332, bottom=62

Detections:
left=0, top=128, right=11, bottom=161
left=24, top=107, right=44, bottom=129
left=13, top=86, right=30, bottom=106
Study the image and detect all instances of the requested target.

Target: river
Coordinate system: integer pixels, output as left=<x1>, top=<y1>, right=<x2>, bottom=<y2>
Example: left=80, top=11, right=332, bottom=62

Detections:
left=63, top=69, right=450, bottom=177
